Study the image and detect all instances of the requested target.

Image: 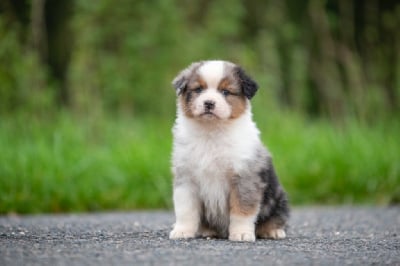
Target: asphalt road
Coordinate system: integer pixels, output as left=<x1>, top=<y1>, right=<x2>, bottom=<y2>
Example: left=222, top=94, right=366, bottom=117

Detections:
left=0, top=207, right=399, bottom=266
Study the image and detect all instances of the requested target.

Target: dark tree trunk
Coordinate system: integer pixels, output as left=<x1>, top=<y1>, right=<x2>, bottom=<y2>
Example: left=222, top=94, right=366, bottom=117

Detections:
left=45, top=0, right=74, bottom=106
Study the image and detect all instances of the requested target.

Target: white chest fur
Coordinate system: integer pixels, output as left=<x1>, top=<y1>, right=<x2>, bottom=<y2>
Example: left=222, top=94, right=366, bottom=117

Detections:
left=172, top=109, right=262, bottom=230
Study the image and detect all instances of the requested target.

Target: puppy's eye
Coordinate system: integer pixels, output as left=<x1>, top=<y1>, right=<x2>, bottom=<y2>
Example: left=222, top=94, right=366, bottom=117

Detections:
left=221, top=89, right=231, bottom=96
left=194, top=87, right=203, bottom=94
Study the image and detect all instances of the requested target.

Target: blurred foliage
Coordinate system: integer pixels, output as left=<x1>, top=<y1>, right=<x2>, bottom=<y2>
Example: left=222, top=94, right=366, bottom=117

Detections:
left=0, top=17, right=53, bottom=113
left=0, top=0, right=398, bottom=120
left=0, top=0, right=399, bottom=212
left=0, top=113, right=399, bottom=213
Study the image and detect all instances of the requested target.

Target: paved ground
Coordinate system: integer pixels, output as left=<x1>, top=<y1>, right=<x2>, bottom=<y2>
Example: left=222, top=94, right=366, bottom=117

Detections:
left=0, top=207, right=399, bottom=265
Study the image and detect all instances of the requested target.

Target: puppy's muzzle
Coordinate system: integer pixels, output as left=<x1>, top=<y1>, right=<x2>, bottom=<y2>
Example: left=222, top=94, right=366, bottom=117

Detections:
left=204, top=100, right=216, bottom=112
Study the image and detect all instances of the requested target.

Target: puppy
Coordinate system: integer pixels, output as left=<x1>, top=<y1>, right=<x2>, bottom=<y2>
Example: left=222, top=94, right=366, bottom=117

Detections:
left=170, top=60, right=289, bottom=242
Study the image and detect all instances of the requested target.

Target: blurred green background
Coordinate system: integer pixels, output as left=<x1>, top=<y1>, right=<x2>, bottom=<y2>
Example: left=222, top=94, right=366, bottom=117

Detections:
left=0, top=0, right=399, bottom=214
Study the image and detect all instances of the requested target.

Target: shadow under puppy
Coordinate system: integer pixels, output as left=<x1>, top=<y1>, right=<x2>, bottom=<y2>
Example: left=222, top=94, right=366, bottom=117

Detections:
left=170, top=60, right=289, bottom=242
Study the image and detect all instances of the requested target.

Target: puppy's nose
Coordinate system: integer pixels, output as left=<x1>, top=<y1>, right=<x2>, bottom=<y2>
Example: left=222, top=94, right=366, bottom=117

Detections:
left=204, top=100, right=215, bottom=111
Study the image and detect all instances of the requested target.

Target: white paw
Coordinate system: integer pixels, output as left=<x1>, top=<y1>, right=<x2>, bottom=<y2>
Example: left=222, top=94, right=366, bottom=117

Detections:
left=268, top=228, right=286, bottom=239
left=169, top=227, right=197, bottom=240
left=229, top=231, right=256, bottom=242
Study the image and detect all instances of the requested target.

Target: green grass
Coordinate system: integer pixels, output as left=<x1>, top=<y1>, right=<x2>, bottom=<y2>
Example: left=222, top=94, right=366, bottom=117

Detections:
left=0, top=113, right=174, bottom=213
left=0, top=111, right=399, bottom=214
left=257, top=111, right=400, bottom=205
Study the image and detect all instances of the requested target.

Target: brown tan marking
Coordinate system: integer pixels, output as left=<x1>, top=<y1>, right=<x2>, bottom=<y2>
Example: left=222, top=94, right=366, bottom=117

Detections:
left=228, top=95, right=247, bottom=119
left=229, top=182, right=261, bottom=216
left=217, top=77, right=248, bottom=119
left=217, top=78, right=234, bottom=92
left=179, top=76, right=208, bottom=118
left=179, top=93, right=194, bottom=118
left=191, top=77, right=208, bottom=90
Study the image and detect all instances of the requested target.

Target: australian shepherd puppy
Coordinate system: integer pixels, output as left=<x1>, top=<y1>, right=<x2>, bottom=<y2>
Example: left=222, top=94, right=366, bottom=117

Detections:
left=170, top=60, right=289, bottom=242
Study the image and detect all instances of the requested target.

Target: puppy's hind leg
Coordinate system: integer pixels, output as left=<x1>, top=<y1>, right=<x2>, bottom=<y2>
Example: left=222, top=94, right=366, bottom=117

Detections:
left=256, top=160, right=289, bottom=240
left=170, top=184, right=200, bottom=239
left=256, top=217, right=287, bottom=239
left=256, top=188, right=289, bottom=240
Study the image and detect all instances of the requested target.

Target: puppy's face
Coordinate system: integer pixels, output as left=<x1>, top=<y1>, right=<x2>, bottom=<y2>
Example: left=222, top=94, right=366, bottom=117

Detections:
left=172, top=61, right=258, bottom=121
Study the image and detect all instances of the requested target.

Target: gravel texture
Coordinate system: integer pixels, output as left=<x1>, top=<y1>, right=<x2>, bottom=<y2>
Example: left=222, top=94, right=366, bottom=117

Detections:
left=0, top=207, right=399, bottom=265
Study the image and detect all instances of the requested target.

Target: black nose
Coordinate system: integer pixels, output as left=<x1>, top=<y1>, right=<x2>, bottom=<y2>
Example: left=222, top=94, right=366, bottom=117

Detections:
left=204, top=100, right=215, bottom=111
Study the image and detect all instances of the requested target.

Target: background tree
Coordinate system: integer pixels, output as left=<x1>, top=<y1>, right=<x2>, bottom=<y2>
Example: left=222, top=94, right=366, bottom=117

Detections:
left=0, top=0, right=398, bottom=121
left=0, top=0, right=73, bottom=107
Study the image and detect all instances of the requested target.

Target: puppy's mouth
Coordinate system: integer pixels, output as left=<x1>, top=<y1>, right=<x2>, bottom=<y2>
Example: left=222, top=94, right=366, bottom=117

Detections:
left=200, top=111, right=218, bottom=119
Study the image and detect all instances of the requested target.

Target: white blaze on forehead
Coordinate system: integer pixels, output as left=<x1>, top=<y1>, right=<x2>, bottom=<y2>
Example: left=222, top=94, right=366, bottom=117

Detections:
left=198, top=61, right=225, bottom=88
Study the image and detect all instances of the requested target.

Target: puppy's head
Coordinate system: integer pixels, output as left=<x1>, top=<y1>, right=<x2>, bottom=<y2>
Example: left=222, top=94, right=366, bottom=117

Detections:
left=172, top=60, right=258, bottom=121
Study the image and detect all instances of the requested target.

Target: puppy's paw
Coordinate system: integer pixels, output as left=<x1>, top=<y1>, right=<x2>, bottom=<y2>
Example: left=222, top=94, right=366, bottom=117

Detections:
left=265, top=228, right=286, bottom=239
left=169, top=227, right=197, bottom=240
left=229, top=231, right=256, bottom=242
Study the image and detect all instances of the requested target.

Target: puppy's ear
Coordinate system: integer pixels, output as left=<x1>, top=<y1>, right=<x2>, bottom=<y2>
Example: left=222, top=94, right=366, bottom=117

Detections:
left=172, top=69, right=189, bottom=95
left=172, top=62, right=202, bottom=95
left=235, top=67, right=258, bottom=99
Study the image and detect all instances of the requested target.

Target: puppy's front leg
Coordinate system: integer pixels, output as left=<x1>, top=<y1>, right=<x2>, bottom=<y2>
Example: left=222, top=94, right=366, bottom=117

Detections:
left=170, top=184, right=200, bottom=239
left=228, top=182, right=261, bottom=242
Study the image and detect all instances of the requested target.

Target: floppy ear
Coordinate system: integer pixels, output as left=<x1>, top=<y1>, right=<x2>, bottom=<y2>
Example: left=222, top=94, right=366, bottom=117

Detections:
left=172, top=69, right=189, bottom=95
left=235, top=67, right=258, bottom=99
left=172, top=62, right=202, bottom=95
